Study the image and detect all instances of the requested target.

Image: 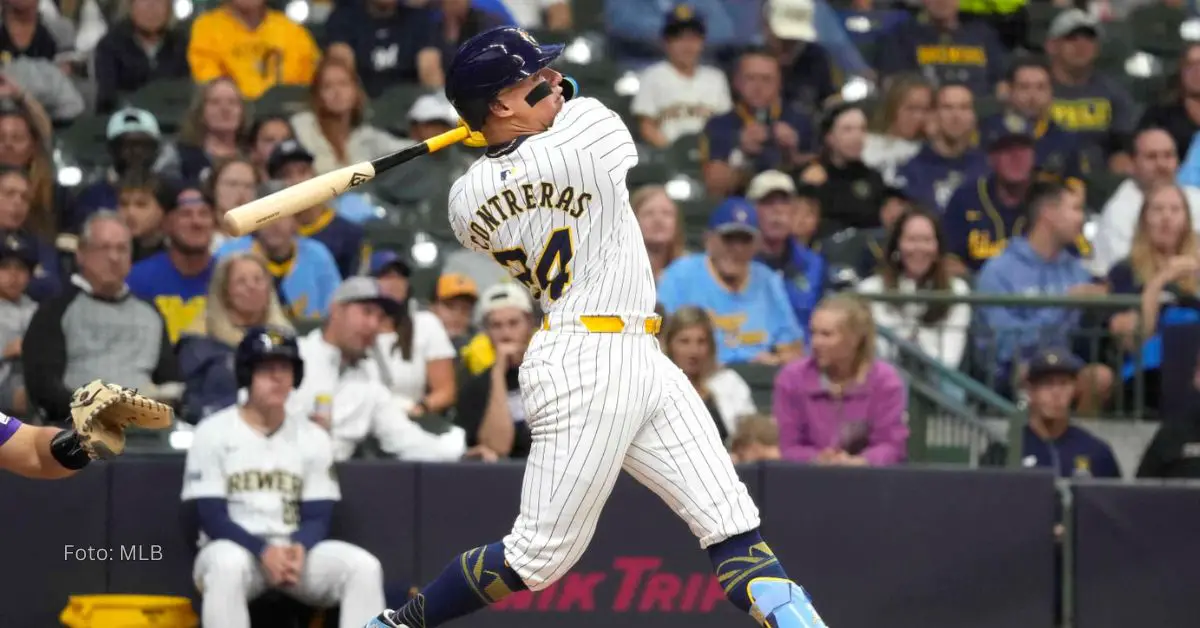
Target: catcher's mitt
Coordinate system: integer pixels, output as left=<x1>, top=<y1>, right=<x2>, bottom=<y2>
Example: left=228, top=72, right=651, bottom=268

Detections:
left=69, top=380, right=174, bottom=459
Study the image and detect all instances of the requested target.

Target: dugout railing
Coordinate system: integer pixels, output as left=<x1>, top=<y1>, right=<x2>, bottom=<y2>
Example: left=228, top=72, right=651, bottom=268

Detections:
left=860, top=291, right=1156, bottom=421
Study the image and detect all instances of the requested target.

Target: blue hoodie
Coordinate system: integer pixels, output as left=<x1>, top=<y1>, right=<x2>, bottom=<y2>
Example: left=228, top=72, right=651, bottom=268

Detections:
left=975, top=237, right=1093, bottom=377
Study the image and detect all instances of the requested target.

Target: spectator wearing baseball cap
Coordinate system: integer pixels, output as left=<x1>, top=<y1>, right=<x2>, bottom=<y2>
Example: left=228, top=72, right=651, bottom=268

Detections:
left=455, top=283, right=538, bottom=459
left=431, top=272, right=481, bottom=354
left=764, top=0, right=838, bottom=117
left=293, top=276, right=469, bottom=462
left=978, top=58, right=1089, bottom=191
left=748, top=170, right=825, bottom=334
left=799, top=102, right=887, bottom=238
left=605, top=0, right=739, bottom=69
left=267, top=139, right=367, bottom=279
left=630, top=4, right=732, bottom=149
left=1045, top=9, right=1137, bottom=176
left=215, top=181, right=342, bottom=320
left=364, top=250, right=459, bottom=419
left=0, top=231, right=39, bottom=417
left=981, top=348, right=1120, bottom=478
left=69, top=107, right=176, bottom=232
left=941, top=113, right=1038, bottom=276
left=0, top=167, right=61, bottom=302
left=126, top=181, right=218, bottom=344
left=408, top=93, right=459, bottom=143
left=658, top=197, right=804, bottom=365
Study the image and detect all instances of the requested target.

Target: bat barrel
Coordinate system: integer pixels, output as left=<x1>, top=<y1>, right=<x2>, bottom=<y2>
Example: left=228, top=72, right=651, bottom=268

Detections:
left=222, top=162, right=380, bottom=236
left=221, top=126, right=472, bottom=237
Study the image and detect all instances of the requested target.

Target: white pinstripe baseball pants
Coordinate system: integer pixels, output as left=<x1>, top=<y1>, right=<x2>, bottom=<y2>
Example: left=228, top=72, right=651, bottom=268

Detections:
left=503, top=316, right=761, bottom=591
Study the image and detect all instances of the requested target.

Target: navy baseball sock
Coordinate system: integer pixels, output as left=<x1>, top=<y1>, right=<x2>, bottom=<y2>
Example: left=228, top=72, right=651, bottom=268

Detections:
left=708, top=529, right=790, bottom=614
left=390, top=541, right=527, bottom=628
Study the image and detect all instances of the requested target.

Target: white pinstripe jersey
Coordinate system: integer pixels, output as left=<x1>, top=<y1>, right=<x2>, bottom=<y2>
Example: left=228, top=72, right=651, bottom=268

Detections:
left=448, top=97, right=657, bottom=316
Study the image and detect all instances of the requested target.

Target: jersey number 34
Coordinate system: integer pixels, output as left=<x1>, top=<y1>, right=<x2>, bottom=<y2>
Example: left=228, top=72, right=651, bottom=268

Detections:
left=491, top=227, right=574, bottom=302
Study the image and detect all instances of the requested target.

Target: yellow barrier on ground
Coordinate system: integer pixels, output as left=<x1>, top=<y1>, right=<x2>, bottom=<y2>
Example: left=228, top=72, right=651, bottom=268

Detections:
left=60, top=594, right=198, bottom=628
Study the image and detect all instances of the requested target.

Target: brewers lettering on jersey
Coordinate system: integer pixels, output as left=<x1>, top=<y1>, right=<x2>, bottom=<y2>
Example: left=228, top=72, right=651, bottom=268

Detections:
left=366, top=25, right=826, bottom=628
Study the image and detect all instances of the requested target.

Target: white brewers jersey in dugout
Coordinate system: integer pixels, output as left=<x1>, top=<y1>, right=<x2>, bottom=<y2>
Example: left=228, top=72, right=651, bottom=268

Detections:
left=180, top=405, right=341, bottom=542
left=448, top=97, right=657, bottom=316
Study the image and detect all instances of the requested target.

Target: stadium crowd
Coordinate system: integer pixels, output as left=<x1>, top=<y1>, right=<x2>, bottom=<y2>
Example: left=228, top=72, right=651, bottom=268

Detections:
left=7, top=0, right=1200, bottom=622
left=4, top=0, right=1200, bottom=563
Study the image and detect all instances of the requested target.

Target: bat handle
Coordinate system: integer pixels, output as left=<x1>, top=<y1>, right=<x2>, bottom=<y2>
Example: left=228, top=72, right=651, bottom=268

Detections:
left=371, top=127, right=470, bottom=173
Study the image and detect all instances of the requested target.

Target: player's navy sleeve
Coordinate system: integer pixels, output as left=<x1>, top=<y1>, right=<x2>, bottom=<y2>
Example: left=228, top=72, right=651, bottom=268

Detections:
left=195, top=499, right=268, bottom=556
left=291, top=501, right=335, bottom=550
left=0, top=413, right=22, bottom=447
left=294, top=424, right=340, bottom=549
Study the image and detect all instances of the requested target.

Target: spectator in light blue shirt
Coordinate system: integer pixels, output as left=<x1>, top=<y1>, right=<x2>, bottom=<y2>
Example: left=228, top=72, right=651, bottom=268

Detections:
left=658, top=197, right=804, bottom=365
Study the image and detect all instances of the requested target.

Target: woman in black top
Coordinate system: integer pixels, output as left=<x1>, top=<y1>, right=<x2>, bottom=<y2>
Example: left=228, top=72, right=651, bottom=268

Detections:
left=799, top=101, right=887, bottom=238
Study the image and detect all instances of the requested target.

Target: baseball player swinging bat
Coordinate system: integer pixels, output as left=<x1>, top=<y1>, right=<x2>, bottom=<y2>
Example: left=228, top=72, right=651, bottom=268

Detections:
left=221, top=78, right=580, bottom=237
left=359, top=26, right=828, bottom=628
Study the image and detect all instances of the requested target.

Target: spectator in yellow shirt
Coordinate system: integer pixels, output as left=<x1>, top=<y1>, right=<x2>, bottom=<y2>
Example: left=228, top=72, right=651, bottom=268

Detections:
left=188, top=0, right=320, bottom=100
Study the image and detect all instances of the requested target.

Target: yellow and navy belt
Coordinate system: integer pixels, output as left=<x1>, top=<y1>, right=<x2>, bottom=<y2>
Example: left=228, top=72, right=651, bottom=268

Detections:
left=541, top=313, right=662, bottom=335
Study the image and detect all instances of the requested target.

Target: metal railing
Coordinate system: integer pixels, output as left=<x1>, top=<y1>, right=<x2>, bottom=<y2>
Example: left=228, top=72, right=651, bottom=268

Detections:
left=864, top=292, right=1152, bottom=425
left=876, top=325, right=1022, bottom=467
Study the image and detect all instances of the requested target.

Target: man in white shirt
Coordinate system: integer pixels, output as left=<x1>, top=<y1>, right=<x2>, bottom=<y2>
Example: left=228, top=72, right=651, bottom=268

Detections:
left=631, top=4, right=732, bottom=148
left=183, top=327, right=385, bottom=628
left=1090, top=127, right=1200, bottom=276
left=292, top=276, right=467, bottom=462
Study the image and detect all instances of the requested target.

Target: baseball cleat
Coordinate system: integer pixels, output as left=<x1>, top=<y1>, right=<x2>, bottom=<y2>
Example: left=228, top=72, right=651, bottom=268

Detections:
left=362, top=611, right=407, bottom=627
left=747, top=577, right=828, bottom=628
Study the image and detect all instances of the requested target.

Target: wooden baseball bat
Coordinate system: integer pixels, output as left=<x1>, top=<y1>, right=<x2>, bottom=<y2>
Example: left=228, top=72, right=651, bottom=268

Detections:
left=222, top=126, right=469, bottom=236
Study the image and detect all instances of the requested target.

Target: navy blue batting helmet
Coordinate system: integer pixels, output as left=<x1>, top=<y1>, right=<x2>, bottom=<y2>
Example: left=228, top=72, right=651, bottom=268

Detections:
left=235, top=326, right=304, bottom=390
left=445, top=26, right=565, bottom=131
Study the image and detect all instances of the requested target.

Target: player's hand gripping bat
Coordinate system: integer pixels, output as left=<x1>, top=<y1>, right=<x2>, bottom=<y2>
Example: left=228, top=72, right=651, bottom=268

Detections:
left=222, top=78, right=579, bottom=237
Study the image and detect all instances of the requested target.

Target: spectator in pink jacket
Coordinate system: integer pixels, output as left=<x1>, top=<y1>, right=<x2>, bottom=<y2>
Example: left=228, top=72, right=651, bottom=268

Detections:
left=773, top=294, right=909, bottom=466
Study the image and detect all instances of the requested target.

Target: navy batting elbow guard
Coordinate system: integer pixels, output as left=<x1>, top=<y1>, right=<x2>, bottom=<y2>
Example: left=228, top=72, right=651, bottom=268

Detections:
left=50, top=428, right=91, bottom=470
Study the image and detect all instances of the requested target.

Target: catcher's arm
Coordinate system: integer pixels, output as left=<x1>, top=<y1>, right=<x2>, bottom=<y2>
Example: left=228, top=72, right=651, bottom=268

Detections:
left=0, top=422, right=89, bottom=479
